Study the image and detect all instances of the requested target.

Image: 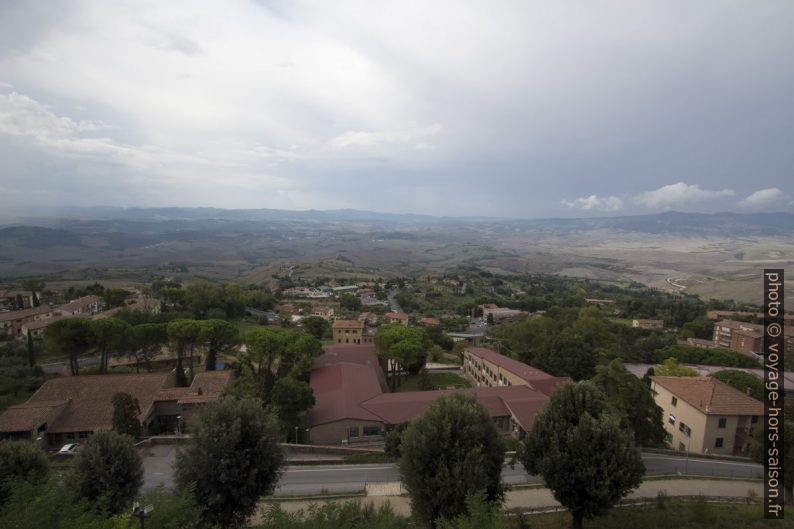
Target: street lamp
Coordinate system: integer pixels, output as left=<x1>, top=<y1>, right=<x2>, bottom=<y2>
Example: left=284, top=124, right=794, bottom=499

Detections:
left=294, top=426, right=299, bottom=444
left=131, top=501, right=154, bottom=529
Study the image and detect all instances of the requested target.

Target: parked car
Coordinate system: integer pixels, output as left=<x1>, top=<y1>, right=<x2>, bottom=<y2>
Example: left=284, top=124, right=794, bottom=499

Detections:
left=58, top=443, right=79, bottom=454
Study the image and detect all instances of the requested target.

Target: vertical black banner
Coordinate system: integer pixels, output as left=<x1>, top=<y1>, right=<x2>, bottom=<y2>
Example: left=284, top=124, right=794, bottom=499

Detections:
left=764, top=269, right=784, bottom=519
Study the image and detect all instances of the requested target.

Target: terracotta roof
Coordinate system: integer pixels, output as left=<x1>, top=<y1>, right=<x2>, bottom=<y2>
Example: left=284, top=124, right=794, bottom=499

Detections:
left=0, top=401, right=68, bottom=432
left=652, top=376, right=764, bottom=416
left=332, top=319, right=365, bottom=330
left=466, top=348, right=560, bottom=384
left=21, top=316, right=61, bottom=331
left=58, top=295, right=102, bottom=313
left=0, top=305, right=53, bottom=322
left=178, top=371, right=232, bottom=404
left=716, top=320, right=763, bottom=332
left=384, top=312, right=409, bottom=320
left=308, top=345, right=389, bottom=427
left=359, top=385, right=550, bottom=431
left=21, top=373, right=169, bottom=433
left=418, top=317, right=441, bottom=326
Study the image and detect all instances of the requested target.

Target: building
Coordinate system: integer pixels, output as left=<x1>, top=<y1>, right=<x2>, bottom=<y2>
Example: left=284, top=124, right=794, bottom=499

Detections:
left=57, top=295, right=103, bottom=316
left=0, top=290, right=36, bottom=310
left=632, top=319, right=664, bottom=329
left=712, top=320, right=763, bottom=355
left=418, top=317, right=441, bottom=327
left=585, top=298, right=616, bottom=306
left=0, top=305, right=56, bottom=338
left=306, top=345, right=567, bottom=445
left=361, top=327, right=376, bottom=344
left=480, top=304, right=526, bottom=322
left=311, top=306, right=335, bottom=320
left=357, top=312, right=378, bottom=325
left=462, top=347, right=571, bottom=393
left=332, top=319, right=365, bottom=344
left=650, top=376, right=763, bottom=456
left=384, top=312, right=410, bottom=326
left=0, top=371, right=231, bottom=446
left=707, top=310, right=794, bottom=328
left=448, top=331, right=485, bottom=345
left=281, top=287, right=331, bottom=299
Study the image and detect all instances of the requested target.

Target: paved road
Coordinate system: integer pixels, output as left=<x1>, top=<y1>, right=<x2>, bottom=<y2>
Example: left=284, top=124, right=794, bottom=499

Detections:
left=141, top=445, right=763, bottom=494
left=387, top=289, right=402, bottom=312
left=40, top=356, right=99, bottom=374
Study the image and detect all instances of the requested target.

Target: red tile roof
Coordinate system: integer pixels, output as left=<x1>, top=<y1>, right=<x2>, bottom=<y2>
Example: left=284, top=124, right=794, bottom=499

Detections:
left=0, top=305, right=53, bottom=322
left=332, top=319, right=365, bottom=330
left=2, top=373, right=170, bottom=433
left=652, top=376, right=764, bottom=416
left=385, top=312, right=409, bottom=320
left=466, top=348, right=558, bottom=383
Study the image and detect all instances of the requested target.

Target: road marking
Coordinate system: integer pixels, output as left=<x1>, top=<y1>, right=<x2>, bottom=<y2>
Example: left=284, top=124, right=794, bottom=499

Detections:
left=286, top=465, right=397, bottom=473
left=642, top=455, right=761, bottom=467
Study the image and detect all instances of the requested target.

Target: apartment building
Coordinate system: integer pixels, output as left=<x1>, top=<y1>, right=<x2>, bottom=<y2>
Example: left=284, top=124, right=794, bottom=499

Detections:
left=633, top=319, right=664, bottom=329
left=712, top=320, right=763, bottom=355
left=332, top=319, right=365, bottom=344
left=651, top=376, right=763, bottom=456
left=462, top=347, right=570, bottom=394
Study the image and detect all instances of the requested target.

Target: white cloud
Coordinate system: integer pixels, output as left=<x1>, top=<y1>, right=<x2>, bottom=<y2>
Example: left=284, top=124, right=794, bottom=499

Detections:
left=740, top=187, right=787, bottom=209
left=635, top=182, right=735, bottom=209
left=562, top=194, right=623, bottom=212
left=328, top=124, right=443, bottom=150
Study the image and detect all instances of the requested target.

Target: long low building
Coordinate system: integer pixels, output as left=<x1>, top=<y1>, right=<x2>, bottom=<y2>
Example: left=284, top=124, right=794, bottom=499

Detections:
left=0, top=370, right=231, bottom=447
left=306, top=344, right=567, bottom=445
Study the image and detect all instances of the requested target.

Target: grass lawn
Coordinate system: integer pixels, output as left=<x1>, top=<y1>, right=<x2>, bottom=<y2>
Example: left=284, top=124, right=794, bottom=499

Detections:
left=233, top=319, right=267, bottom=338
left=397, top=372, right=471, bottom=392
left=507, top=500, right=784, bottom=529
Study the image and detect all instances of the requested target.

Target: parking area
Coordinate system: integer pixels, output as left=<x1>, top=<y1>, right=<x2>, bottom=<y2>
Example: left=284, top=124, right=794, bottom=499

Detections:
left=140, top=444, right=177, bottom=492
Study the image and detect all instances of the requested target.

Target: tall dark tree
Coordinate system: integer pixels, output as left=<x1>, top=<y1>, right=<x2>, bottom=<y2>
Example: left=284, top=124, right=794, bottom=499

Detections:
left=130, top=323, right=168, bottom=372
left=520, top=382, right=644, bottom=529
left=269, top=377, right=315, bottom=438
left=26, top=330, right=35, bottom=367
left=175, top=398, right=285, bottom=528
left=111, top=392, right=141, bottom=438
left=301, top=315, right=329, bottom=340
left=19, top=278, right=45, bottom=308
left=44, top=318, right=94, bottom=375
left=375, top=324, right=428, bottom=390
left=400, top=393, right=505, bottom=527
left=167, top=319, right=203, bottom=386
left=591, top=359, right=666, bottom=447
left=90, top=318, right=131, bottom=374
left=200, top=319, right=239, bottom=371
left=72, top=430, right=143, bottom=514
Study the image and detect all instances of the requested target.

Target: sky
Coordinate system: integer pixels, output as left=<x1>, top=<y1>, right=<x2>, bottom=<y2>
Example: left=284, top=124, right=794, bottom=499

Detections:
left=0, top=0, right=792, bottom=219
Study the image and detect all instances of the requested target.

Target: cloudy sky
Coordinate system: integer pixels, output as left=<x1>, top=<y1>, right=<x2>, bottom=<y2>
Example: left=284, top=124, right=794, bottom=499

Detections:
left=1, top=1, right=792, bottom=218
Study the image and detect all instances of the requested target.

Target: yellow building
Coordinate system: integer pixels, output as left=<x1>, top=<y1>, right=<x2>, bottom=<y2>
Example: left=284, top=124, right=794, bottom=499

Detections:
left=651, top=376, right=763, bottom=456
left=332, top=319, right=365, bottom=344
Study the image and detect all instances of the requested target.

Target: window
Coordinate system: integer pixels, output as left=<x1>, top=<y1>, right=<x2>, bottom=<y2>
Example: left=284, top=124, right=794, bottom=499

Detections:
left=66, top=432, right=75, bottom=440
left=363, top=425, right=380, bottom=436
left=751, top=415, right=758, bottom=424
left=678, top=442, right=685, bottom=451
left=668, top=414, right=676, bottom=426
left=348, top=426, right=359, bottom=438
left=718, top=417, right=727, bottom=428
left=679, top=422, right=691, bottom=437
left=715, top=438, right=724, bottom=448
left=671, top=396, right=677, bottom=406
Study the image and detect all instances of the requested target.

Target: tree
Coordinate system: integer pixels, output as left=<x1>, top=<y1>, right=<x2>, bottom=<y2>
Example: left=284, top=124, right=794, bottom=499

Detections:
left=270, top=377, right=315, bottom=438
left=103, top=288, right=130, bottom=308
left=175, top=397, right=285, bottom=528
left=44, top=317, right=94, bottom=375
left=711, top=369, right=764, bottom=401
left=72, top=430, right=143, bottom=514
left=301, top=315, right=329, bottom=340
left=20, top=278, right=45, bottom=307
left=520, top=382, right=644, bottom=529
left=200, top=319, right=239, bottom=371
left=532, top=334, right=597, bottom=381
left=375, top=324, right=428, bottom=391
left=91, top=318, right=131, bottom=374
left=399, top=393, right=505, bottom=527
left=183, top=281, right=222, bottom=319
left=167, top=319, right=203, bottom=386
left=130, top=323, right=168, bottom=372
left=112, top=392, right=141, bottom=438
left=654, top=357, right=698, bottom=376
left=338, top=293, right=362, bottom=311
left=26, top=330, right=35, bottom=367
left=0, top=440, right=49, bottom=504
left=242, top=328, right=322, bottom=399
left=592, top=359, right=666, bottom=447
left=750, top=416, right=794, bottom=504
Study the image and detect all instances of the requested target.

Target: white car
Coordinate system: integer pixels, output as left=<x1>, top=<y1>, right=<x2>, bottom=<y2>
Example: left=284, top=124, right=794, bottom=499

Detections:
left=58, top=443, right=79, bottom=454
